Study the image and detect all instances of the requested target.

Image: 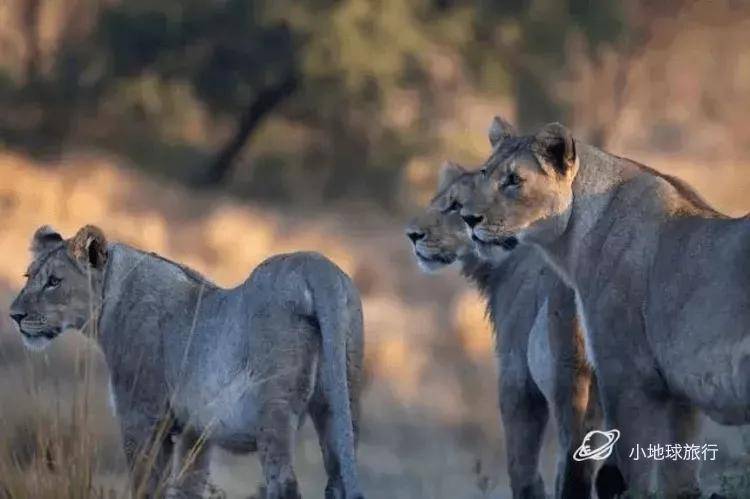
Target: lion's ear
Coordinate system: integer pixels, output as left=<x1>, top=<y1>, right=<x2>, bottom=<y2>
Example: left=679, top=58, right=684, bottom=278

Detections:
left=532, top=122, right=577, bottom=176
left=488, top=116, right=515, bottom=148
left=31, top=225, right=63, bottom=256
left=437, top=161, right=466, bottom=192
left=68, top=225, right=108, bottom=269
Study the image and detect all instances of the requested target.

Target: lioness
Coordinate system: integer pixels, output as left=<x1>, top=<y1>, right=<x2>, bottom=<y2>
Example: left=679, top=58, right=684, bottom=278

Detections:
left=405, top=163, right=600, bottom=499
left=9, top=225, right=365, bottom=499
left=460, top=118, right=750, bottom=496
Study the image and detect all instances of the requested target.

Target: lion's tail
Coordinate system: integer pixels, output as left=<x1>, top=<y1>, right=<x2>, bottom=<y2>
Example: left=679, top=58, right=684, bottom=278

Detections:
left=307, top=256, right=364, bottom=498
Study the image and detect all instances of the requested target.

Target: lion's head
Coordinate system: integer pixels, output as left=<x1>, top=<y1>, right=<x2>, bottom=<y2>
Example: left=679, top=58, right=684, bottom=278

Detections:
left=9, top=225, right=108, bottom=350
left=405, top=162, right=477, bottom=273
left=460, top=117, right=578, bottom=260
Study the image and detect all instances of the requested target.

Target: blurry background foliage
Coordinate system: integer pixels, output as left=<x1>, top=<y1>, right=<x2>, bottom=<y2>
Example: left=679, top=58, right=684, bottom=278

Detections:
left=0, top=0, right=748, bottom=208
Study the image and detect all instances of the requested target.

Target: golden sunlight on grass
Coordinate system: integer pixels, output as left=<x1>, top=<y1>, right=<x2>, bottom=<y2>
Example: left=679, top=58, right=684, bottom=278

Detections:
left=0, top=152, right=506, bottom=497
left=2, top=149, right=750, bottom=497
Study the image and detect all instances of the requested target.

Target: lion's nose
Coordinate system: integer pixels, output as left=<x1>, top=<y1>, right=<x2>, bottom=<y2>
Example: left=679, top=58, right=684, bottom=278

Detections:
left=10, top=312, right=26, bottom=325
left=462, top=214, right=483, bottom=228
left=406, top=230, right=425, bottom=243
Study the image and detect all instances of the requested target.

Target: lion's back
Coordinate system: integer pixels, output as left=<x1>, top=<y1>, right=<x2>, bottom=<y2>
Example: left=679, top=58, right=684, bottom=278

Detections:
left=233, top=251, right=363, bottom=353
left=247, top=251, right=353, bottom=289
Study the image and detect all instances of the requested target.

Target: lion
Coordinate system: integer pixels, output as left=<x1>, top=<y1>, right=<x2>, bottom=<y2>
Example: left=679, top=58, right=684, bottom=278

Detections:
left=9, top=225, right=365, bottom=499
left=405, top=163, right=603, bottom=498
left=459, top=117, right=750, bottom=496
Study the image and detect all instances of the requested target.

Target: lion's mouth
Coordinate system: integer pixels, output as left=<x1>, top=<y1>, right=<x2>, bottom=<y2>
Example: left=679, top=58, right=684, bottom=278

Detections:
left=471, top=234, right=519, bottom=251
left=19, top=327, right=60, bottom=340
left=415, top=251, right=456, bottom=265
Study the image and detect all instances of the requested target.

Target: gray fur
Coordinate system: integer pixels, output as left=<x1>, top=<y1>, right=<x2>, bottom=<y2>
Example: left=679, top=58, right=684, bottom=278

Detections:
left=10, top=227, right=364, bottom=499
left=406, top=173, right=599, bottom=499
left=489, top=249, right=599, bottom=499
left=462, top=120, right=750, bottom=496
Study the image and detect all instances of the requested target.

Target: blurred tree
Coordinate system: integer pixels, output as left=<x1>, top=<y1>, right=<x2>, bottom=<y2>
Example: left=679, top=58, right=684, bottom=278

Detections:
left=467, top=0, right=628, bottom=132
left=96, top=0, right=299, bottom=184
left=276, top=0, right=434, bottom=201
left=1, top=0, right=694, bottom=204
left=93, top=0, right=437, bottom=198
left=21, top=0, right=42, bottom=86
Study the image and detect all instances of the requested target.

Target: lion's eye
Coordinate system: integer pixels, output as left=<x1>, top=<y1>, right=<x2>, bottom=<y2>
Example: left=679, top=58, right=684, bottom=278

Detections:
left=45, top=275, right=62, bottom=288
left=443, top=200, right=461, bottom=214
left=502, top=172, right=523, bottom=188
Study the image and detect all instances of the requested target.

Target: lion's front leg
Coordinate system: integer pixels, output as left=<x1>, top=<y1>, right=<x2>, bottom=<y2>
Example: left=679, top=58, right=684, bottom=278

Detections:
left=168, top=426, right=213, bottom=499
left=657, top=400, right=701, bottom=497
left=550, top=363, right=597, bottom=499
left=119, top=411, right=176, bottom=498
left=545, top=285, right=597, bottom=498
left=598, top=381, right=664, bottom=496
left=498, top=354, right=549, bottom=499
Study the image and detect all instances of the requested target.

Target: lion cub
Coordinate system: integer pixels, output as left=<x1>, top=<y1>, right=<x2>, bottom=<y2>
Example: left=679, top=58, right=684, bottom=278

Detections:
left=10, top=225, right=365, bottom=499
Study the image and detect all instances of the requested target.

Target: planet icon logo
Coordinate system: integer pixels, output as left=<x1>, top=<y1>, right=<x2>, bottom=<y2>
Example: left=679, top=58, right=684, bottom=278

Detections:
left=573, top=429, right=620, bottom=461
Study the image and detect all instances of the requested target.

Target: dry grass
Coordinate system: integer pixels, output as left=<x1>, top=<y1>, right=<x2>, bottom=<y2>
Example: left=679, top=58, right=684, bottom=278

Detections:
left=1, top=150, right=749, bottom=497
left=0, top=151, right=508, bottom=497
left=0, top=328, right=123, bottom=498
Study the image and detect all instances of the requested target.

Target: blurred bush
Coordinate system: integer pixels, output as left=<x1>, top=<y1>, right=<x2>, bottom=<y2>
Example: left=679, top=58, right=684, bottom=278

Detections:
left=1, top=0, right=709, bottom=207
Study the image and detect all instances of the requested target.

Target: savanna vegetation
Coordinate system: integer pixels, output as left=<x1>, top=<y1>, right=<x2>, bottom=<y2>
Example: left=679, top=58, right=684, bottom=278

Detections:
left=4, top=0, right=733, bottom=206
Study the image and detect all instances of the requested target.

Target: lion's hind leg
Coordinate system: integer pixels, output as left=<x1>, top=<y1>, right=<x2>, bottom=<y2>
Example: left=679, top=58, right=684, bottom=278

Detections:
left=308, top=359, right=362, bottom=499
left=309, top=387, right=345, bottom=499
left=257, top=401, right=301, bottom=499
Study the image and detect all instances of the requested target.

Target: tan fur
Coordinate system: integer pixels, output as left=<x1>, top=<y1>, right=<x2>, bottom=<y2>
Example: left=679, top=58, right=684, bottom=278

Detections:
left=459, top=118, right=750, bottom=496
left=68, top=225, right=108, bottom=268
